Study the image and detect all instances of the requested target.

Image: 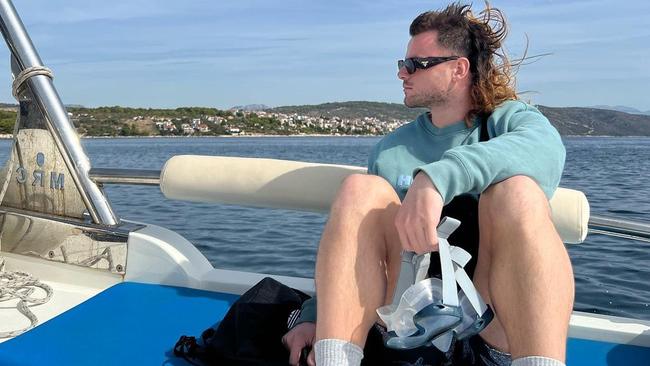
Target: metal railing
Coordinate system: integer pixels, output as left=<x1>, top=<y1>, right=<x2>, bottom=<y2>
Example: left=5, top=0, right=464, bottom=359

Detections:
left=90, top=168, right=160, bottom=186
left=89, top=168, right=650, bottom=243
left=589, top=215, right=650, bottom=243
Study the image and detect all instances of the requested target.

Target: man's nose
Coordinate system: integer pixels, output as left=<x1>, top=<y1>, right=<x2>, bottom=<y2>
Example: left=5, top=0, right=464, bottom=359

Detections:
left=398, top=67, right=409, bottom=80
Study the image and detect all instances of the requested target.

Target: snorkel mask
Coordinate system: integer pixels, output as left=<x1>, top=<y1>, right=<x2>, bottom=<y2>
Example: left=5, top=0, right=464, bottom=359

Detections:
left=376, top=217, right=494, bottom=352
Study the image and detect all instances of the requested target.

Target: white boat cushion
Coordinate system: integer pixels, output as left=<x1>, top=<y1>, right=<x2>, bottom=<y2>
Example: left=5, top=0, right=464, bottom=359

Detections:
left=160, top=155, right=589, bottom=244
left=549, top=187, right=589, bottom=244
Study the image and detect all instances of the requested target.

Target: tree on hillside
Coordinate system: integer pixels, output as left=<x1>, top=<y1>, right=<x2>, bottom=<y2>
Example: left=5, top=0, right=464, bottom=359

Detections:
left=0, top=110, right=17, bottom=134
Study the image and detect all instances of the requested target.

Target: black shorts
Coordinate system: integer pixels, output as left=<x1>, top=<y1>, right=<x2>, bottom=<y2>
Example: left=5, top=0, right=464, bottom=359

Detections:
left=362, top=324, right=511, bottom=366
left=428, top=194, right=481, bottom=280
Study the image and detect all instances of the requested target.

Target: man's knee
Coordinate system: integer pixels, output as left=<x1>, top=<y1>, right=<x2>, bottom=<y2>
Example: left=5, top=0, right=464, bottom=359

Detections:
left=333, top=174, right=399, bottom=211
left=326, top=174, right=403, bottom=276
left=480, top=175, right=551, bottom=228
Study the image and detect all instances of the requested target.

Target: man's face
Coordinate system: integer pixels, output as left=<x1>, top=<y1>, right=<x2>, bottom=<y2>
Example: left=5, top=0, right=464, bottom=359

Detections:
left=399, top=31, right=457, bottom=109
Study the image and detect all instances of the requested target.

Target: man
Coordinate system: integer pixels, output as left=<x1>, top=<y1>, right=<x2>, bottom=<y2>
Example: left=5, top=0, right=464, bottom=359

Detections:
left=283, top=3, right=573, bottom=366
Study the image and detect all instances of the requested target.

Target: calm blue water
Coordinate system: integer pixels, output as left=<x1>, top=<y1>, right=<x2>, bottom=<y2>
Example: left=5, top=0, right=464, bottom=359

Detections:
left=2, top=136, right=649, bottom=321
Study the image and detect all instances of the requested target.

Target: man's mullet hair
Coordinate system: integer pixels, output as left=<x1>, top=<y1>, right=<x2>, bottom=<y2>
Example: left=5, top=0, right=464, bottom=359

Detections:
left=410, top=1, right=518, bottom=123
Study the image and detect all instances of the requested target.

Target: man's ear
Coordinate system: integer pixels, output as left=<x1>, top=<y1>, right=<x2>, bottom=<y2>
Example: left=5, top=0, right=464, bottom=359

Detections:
left=452, top=57, right=471, bottom=81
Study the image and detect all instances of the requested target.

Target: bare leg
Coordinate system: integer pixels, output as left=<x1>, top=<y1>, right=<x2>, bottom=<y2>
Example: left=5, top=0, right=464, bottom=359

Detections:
left=473, top=176, right=574, bottom=361
left=314, top=174, right=403, bottom=347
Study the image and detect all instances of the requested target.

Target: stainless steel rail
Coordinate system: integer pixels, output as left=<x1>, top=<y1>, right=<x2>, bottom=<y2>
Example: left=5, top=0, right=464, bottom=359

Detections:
left=589, top=215, right=650, bottom=243
left=0, top=0, right=118, bottom=225
left=90, top=168, right=160, bottom=186
left=89, top=168, right=650, bottom=243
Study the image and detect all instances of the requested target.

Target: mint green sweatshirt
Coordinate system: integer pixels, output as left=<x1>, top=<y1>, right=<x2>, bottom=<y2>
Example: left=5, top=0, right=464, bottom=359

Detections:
left=295, top=100, right=565, bottom=326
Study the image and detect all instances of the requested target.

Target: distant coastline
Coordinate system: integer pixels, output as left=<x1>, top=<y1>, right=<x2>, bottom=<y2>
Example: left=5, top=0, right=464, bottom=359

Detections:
left=64, top=134, right=650, bottom=139
left=79, top=134, right=382, bottom=139
left=1, top=101, right=649, bottom=137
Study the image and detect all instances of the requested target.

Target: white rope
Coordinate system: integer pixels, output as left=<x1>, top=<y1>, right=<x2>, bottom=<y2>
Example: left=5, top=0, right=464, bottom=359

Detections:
left=11, top=66, right=53, bottom=100
left=0, top=257, right=53, bottom=338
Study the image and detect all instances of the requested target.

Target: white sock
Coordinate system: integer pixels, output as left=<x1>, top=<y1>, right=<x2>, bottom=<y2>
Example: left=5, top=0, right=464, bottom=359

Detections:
left=314, top=339, right=363, bottom=366
left=512, top=356, right=566, bottom=366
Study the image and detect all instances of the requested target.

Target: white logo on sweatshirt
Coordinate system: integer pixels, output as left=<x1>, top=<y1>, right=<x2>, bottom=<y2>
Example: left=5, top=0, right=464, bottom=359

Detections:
left=397, top=175, right=413, bottom=190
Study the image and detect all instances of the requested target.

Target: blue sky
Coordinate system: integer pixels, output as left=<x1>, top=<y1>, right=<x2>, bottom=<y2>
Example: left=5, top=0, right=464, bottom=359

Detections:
left=1, top=0, right=648, bottom=110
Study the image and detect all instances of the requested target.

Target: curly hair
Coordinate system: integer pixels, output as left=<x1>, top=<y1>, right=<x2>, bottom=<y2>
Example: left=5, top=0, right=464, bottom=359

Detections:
left=410, top=2, right=518, bottom=123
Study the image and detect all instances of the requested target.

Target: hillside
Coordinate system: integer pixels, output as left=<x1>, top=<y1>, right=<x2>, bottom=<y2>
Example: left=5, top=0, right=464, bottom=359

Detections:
left=537, top=106, right=650, bottom=136
left=270, top=101, right=427, bottom=121
left=271, top=101, right=650, bottom=136
left=0, top=101, right=649, bottom=136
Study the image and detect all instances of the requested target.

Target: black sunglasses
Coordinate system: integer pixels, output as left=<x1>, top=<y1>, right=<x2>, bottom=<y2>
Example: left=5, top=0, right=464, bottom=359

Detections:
left=397, top=56, right=459, bottom=74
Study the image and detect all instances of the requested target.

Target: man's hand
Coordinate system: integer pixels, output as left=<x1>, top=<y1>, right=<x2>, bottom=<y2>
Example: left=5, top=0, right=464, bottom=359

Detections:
left=282, top=322, right=316, bottom=366
left=395, top=172, right=444, bottom=254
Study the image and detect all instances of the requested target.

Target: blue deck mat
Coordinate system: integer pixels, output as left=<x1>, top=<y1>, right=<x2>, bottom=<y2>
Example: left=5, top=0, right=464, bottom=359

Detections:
left=0, top=281, right=237, bottom=366
left=566, top=337, right=650, bottom=365
left=0, top=281, right=648, bottom=365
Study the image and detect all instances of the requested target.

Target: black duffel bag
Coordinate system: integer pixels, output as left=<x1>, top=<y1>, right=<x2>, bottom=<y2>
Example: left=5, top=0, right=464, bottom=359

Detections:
left=174, top=277, right=310, bottom=366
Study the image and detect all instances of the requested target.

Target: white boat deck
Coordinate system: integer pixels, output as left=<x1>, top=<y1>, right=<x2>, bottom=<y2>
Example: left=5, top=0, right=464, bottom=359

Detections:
left=0, top=252, right=121, bottom=343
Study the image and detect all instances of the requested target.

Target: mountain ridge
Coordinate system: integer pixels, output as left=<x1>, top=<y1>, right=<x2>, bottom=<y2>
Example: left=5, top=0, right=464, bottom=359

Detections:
left=589, top=105, right=650, bottom=116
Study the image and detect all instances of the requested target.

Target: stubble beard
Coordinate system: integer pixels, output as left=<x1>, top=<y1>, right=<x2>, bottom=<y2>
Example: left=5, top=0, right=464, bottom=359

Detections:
left=404, top=88, right=449, bottom=109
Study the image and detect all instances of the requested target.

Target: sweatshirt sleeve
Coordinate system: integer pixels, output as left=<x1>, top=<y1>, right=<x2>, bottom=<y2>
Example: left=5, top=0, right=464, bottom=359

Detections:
left=295, top=296, right=317, bottom=326
left=415, top=101, right=565, bottom=204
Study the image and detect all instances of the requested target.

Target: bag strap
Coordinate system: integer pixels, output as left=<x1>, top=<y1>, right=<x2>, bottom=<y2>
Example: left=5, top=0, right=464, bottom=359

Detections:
left=479, top=112, right=490, bottom=142
left=173, top=335, right=204, bottom=366
left=437, top=217, right=461, bottom=307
